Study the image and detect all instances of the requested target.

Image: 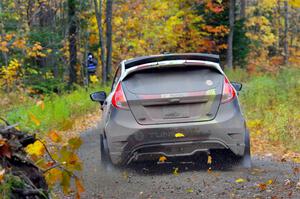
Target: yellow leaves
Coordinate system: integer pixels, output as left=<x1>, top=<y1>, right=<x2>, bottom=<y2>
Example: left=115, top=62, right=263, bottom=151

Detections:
left=122, top=171, right=129, bottom=180
left=44, top=72, right=54, bottom=79
left=48, top=130, right=62, bottom=143
left=246, top=16, right=276, bottom=47
left=60, top=119, right=74, bottom=131
left=27, top=42, right=46, bottom=58
left=26, top=141, right=45, bottom=156
left=258, top=183, right=267, bottom=191
left=159, top=156, right=167, bottom=163
left=75, top=177, right=85, bottom=198
left=32, top=42, right=43, bottom=51
left=257, top=179, right=274, bottom=191
left=235, top=178, right=246, bottom=183
left=68, top=137, right=82, bottom=150
left=90, top=75, right=99, bottom=84
left=186, top=188, right=194, bottom=193
left=41, top=134, right=84, bottom=197
left=12, top=38, right=26, bottom=49
left=203, top=25, right=229, bottom=36
left=36, top=100, right=45, bottom=110
left=259, top=0, right=277, bottom=10
left=247, top=119, right=262, bottom=128
left=0, top=41, right=9, bottom=52
left=29, top=113, right=41, bottom=126
left=45, top=168, right=62, bottom=186
left=114, top=16, right=124, bottom=26
left=292, top=156, right=300, bottom=163
left=61, top=171, right=71, bottom=194
left=267, top=179, right=273, bottom=185
left=0, top=169, right=5, bottom=182
left=0, top=137, right=12, bottom=158
left=289, top=0, right=300, bottom=8
left=89, top=34, right=98, bottom=45
left=175, top=132, right=185, bottom=138
left=4, top=34, right=14, bottom=41
left=0, top=59, right=22, bottom=89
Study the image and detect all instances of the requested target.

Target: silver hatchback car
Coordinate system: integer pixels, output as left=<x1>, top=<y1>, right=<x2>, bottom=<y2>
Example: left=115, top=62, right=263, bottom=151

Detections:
left=91, top=53, right=251, bottom=167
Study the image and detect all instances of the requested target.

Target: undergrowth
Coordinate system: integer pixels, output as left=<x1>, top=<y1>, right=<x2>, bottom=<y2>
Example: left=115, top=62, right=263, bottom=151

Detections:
left=227, top=68, right=300, bottom=151
left=2, top=85, right=110, bottom=134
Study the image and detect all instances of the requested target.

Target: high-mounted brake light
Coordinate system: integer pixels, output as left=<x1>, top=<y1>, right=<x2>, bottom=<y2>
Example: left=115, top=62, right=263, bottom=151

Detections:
left=221, top=77, right=236, bottom=104
left=112, top=83, right=129, bottom=109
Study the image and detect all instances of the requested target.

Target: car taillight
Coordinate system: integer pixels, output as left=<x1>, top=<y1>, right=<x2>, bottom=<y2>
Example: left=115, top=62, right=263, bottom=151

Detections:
left=221, top=77, right=236, bottom=104
left=112, top=83, right=129, bottom=109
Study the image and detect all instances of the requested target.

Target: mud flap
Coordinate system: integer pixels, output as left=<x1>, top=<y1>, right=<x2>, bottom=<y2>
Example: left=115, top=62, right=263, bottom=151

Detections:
left=100, top=134, right=113, bottom=171
left=238, top=129, right=251, bottom=168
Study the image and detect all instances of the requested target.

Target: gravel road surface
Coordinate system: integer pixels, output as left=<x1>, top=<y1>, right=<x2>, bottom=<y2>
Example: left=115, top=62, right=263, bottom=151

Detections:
left=78, top=128, right=300, bottom=199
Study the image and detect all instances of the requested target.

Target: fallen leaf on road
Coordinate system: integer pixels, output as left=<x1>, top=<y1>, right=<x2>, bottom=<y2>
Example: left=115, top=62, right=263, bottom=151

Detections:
left=48, top=130, right=61, bottom=143
left=266, top=179, right=273, bottom=185
left=284, top=179, right=291, bottom=186
left=293, top=167, right=300, bottom=175
left=293, top=157, right=300, bottom=163
left=207, top=167, right=212, bottom=173
left=296, top=181, right=300, bottom=189
left=122, top=171, right=128, bottom=180
left=186, top=188, right=193, bottom=193
left=235, top=178, right=245, bottom=183
left=258, top=183, right=267, bottom=191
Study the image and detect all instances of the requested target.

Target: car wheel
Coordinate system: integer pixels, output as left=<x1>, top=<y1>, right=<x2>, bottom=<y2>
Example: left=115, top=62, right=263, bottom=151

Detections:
left=237, top=130, right=251, bottom=168
left=100, top=134, right=113, bottom=169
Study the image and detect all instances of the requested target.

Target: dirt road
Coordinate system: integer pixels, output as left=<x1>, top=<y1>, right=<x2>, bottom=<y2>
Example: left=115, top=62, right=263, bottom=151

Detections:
left=78, top=128, right=300, bottom=199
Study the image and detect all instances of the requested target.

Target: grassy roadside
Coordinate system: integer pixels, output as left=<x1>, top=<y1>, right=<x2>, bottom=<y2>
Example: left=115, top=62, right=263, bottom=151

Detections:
left=227, top=68, right=300, bottom=156
left=1, top=85, right=110, bottom=134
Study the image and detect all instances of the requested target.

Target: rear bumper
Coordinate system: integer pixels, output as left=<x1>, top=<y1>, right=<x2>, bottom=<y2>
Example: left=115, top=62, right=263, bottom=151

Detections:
left=105, top=99, right=247, bottom=165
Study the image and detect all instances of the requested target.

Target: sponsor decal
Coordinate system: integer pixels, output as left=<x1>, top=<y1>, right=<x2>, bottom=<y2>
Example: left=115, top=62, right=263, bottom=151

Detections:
left=206, top=80, right=213, bottom=86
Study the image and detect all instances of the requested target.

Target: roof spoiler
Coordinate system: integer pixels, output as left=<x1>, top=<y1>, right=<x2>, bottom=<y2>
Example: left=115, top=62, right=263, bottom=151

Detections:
left=124, top=53, right=220, bottom=69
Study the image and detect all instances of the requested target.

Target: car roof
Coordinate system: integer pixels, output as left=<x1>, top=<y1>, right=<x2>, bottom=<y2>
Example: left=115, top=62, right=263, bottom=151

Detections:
left=124, top=53, right=220, bottom=69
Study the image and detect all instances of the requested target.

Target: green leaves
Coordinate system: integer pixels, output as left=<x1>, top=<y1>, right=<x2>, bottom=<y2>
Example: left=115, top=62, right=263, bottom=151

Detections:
left=68, top=137, right=82, bottom=150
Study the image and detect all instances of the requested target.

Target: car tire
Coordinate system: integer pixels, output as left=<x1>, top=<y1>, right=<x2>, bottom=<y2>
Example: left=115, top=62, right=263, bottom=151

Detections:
left=100, top=134, right=113, bottom=169
left=210, top=130, right=251, bottom=169
left=237, top=129, right=251, bottom=168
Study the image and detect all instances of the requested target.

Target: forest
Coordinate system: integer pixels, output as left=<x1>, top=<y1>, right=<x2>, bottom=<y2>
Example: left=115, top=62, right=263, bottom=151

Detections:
left=0, top=0, right=300, bottom=198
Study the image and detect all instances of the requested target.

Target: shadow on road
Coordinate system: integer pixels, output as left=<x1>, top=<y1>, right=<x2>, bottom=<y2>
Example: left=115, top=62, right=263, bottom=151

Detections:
left=118, top=153, right=251, bottom=176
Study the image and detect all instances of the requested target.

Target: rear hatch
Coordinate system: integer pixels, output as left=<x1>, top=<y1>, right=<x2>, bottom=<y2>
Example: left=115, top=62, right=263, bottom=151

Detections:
left=122, top=66, right=224, bottom=125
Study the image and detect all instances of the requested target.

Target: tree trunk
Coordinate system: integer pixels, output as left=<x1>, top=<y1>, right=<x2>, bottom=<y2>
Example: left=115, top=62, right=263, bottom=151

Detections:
left=93, top=0, right=107, bottom=84
left=0, top=1, right=8, bottom=67
left=68, top=0, right=77, bottom=85
left=283, top=0, right=289, bottom=65
left=240, top=0, right=246, bottom=19
left=226, top=0, right=235, bottom=69
left=106, top=0, right=113, bottom=78
left=277, top=0, right=282, bottom=55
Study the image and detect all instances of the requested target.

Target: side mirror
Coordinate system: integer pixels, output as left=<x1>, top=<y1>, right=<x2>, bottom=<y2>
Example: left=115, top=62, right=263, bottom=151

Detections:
left=231, top=82, right=242, bottom=92
left=90, top=91, right=107, bottom=105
